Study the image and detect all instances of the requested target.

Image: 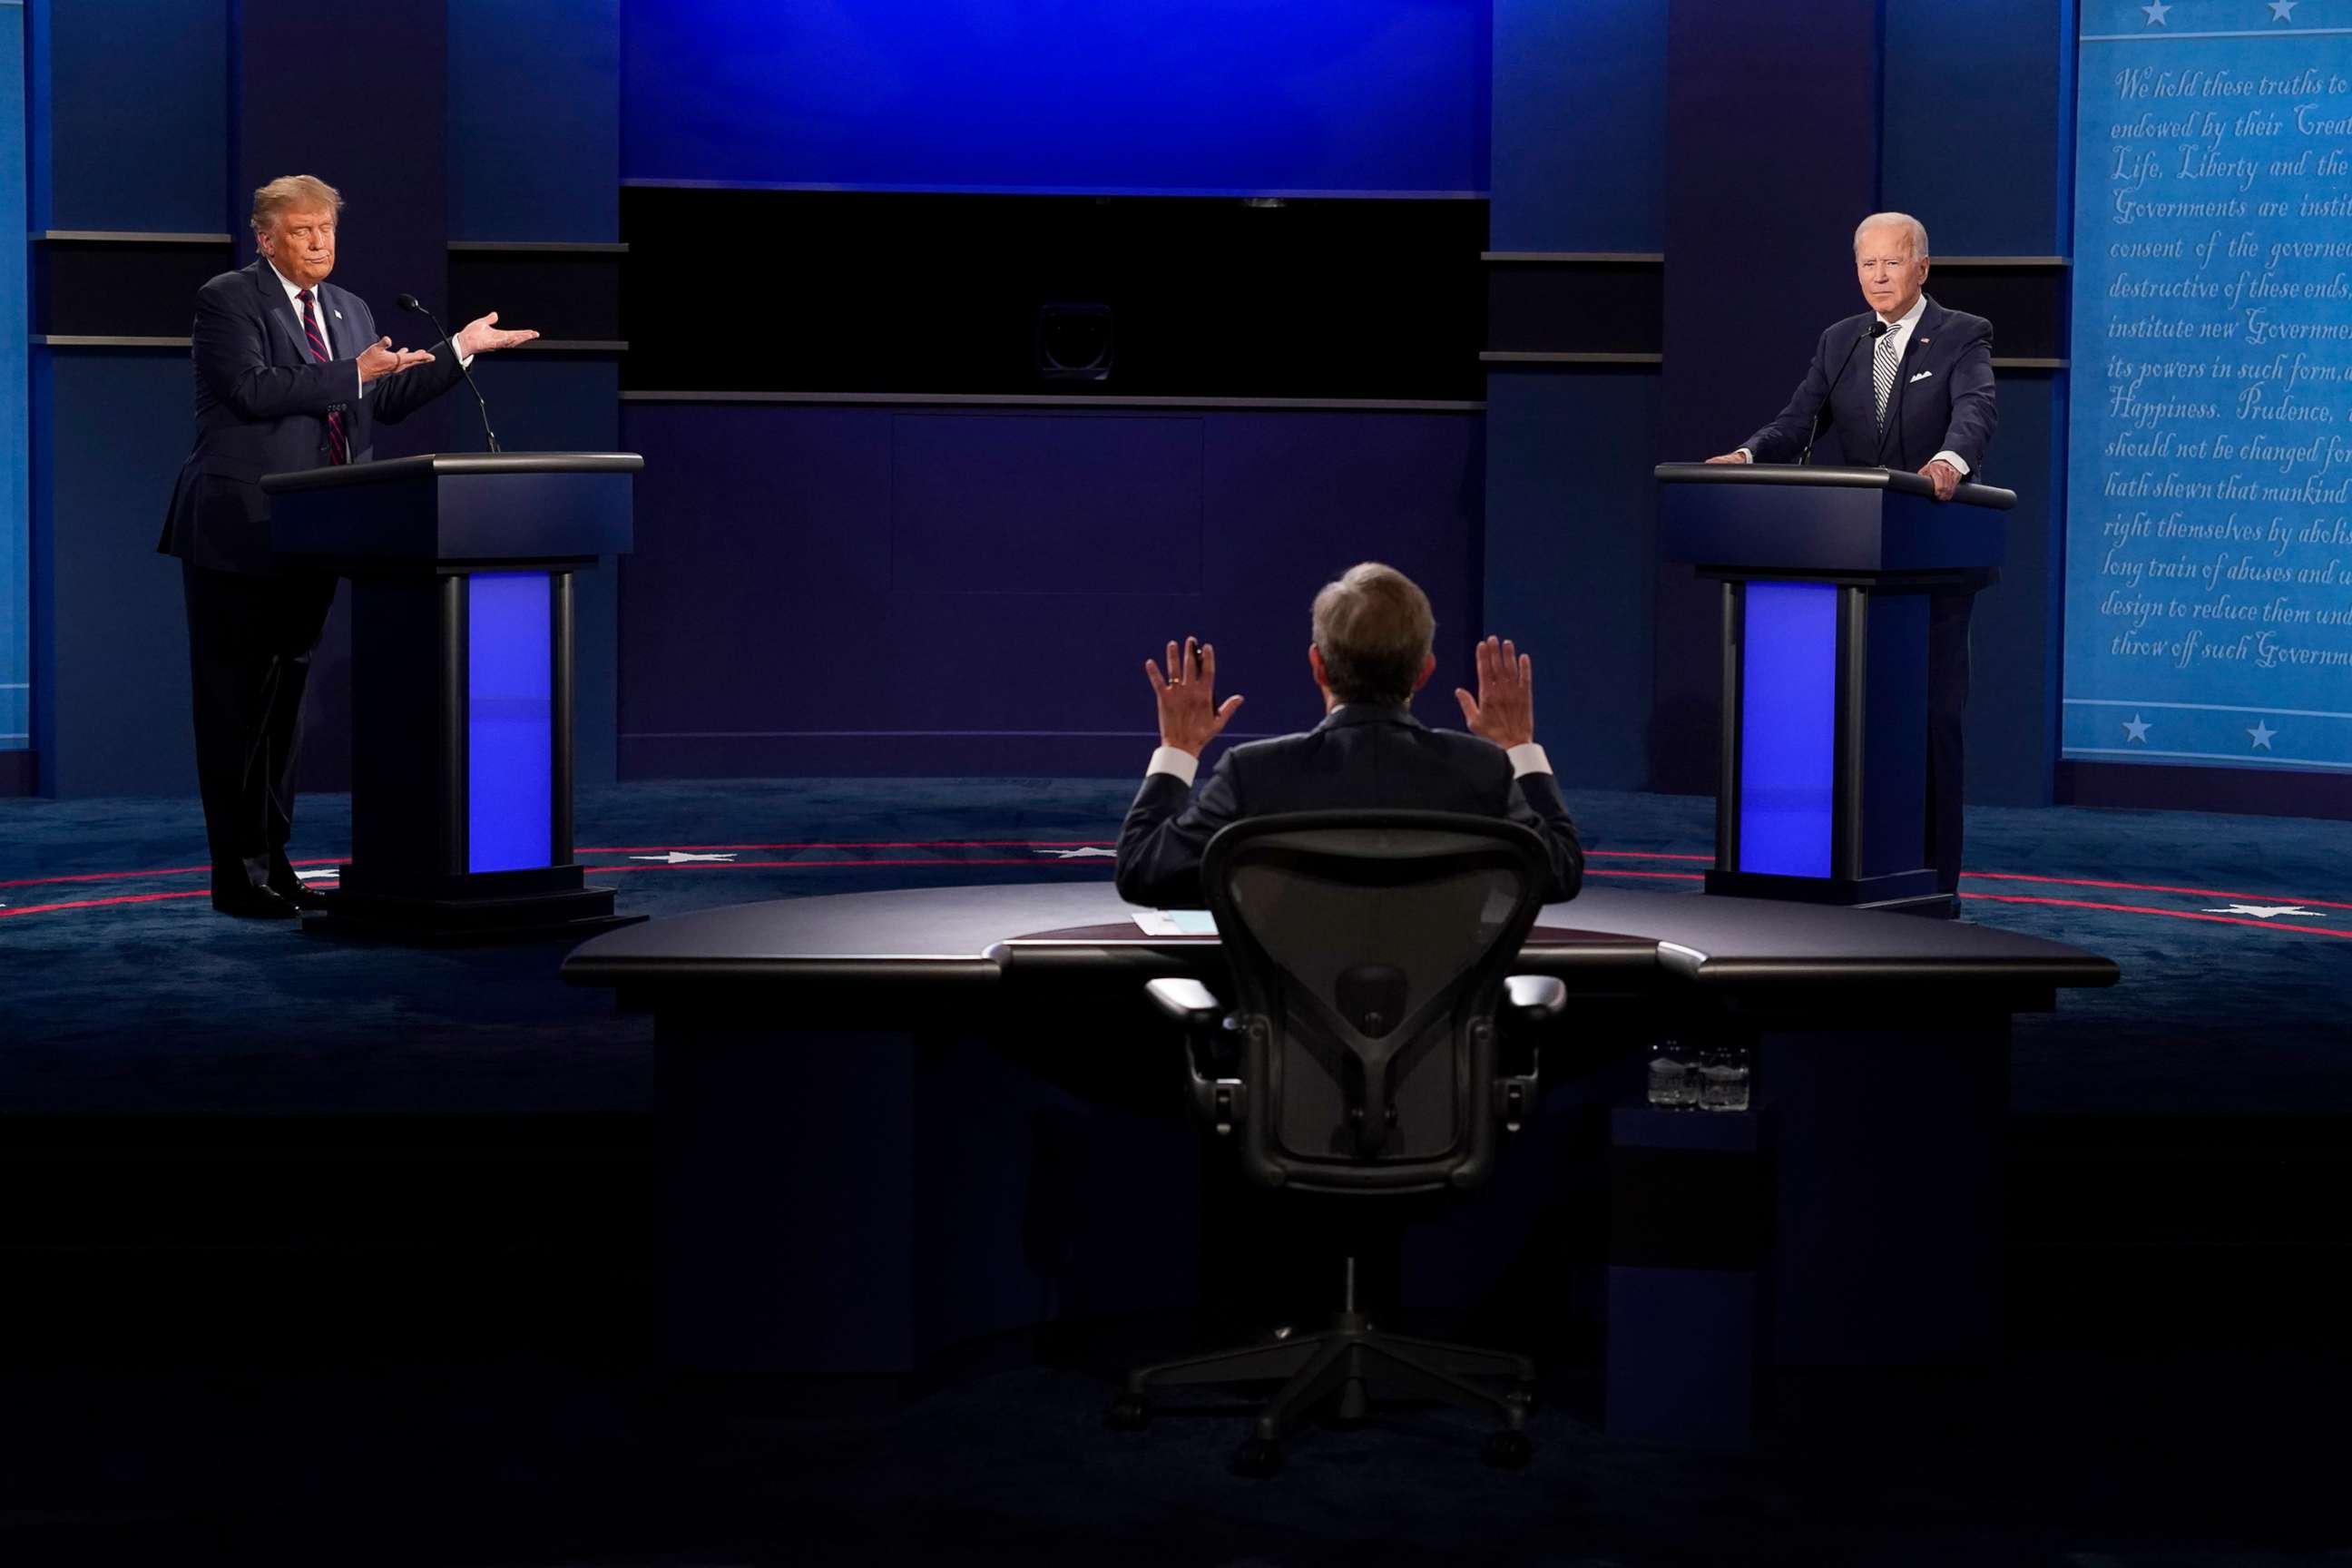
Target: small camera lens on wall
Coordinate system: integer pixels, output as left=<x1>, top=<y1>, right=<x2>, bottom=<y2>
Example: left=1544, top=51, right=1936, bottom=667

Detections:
left=1035, top=302, right=1113, bottom=383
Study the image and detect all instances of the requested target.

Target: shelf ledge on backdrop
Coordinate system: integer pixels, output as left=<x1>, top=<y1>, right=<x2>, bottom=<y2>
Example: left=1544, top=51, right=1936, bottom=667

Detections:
left=620, top=390, right=1486, bottom=412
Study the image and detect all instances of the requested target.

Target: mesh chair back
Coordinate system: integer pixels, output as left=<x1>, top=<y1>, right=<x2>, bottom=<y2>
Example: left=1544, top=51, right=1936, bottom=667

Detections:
left=1201, top=811, right=1551, bottom=1195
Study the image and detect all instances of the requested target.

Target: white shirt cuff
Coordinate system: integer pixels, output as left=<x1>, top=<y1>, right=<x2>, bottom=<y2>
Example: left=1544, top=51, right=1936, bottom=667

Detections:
left=1507, top=742, right=1552, bottom=778
left=1146, top=746, right=1200, bottom=786
left=1932, top=449, right=1968, bottom=475
left=1735, top=447, right=1754, bottom=463
left=355, top=365, right=366, bottom=400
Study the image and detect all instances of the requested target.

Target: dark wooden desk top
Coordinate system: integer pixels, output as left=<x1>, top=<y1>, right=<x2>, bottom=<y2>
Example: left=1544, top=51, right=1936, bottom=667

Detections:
left=562, top=884, right=2117, bottom=1014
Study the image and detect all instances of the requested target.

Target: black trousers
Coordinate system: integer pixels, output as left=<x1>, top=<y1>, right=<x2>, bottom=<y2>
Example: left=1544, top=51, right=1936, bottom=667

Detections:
left=1926, top=590, right=1973, bottom=897
left=181, top=562, right=339, bottom=898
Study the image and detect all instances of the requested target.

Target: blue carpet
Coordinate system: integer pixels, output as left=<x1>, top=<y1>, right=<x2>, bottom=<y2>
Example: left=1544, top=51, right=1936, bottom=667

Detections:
left=3, top=779, right=2347, bottom=1114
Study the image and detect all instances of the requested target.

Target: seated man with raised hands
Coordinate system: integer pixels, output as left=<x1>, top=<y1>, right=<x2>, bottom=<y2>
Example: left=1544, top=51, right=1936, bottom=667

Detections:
left=1113, top=561, right=1585, bottom=909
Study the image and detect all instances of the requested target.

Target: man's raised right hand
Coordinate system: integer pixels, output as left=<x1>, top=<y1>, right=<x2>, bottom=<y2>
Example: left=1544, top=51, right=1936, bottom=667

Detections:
left=358, top=337, right=435, bottom=385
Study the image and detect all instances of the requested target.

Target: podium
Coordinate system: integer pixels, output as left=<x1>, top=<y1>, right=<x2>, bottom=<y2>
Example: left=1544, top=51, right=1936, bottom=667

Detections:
left=1656, top=463, right=2014, bottom=913
left=263, top=453, right=641, bottom=942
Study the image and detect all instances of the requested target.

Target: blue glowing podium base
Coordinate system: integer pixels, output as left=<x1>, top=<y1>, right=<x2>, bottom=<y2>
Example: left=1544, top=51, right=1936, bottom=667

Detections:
left=265, top=453, right=642, bottom=944
left=1657, top=463, right=2014, bottom=914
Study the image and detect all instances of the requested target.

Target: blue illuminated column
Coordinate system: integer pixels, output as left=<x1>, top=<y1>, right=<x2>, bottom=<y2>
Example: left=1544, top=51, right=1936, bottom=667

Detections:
left=466, top=573, right=554, bottom=873
left=1735, top=583, right=1838, bottom=879
left=0, top=1, right=27, bottom=778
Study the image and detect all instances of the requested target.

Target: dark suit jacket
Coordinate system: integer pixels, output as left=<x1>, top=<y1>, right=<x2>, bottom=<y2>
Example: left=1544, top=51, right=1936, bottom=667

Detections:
left=1741, top=296, right=1997, bottom=475
left=159, top=260, right=467, bottom=575
left=1114, top=704, right=1586, bottom=909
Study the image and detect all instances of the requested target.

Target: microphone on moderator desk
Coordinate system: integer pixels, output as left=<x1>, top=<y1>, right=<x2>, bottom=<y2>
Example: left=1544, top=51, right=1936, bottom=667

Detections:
left=397, top=293, right=502, bottom=454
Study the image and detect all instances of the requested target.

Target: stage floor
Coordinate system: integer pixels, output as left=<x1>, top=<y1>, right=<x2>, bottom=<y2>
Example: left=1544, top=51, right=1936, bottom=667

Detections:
left=2, top=777, right=2346, bottom=1115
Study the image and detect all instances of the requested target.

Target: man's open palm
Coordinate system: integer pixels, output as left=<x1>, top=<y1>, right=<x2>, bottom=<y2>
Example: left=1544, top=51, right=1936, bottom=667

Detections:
left=1144, top=637, right=1243, bottom=756
left=1455, top=635, right=1535, bottom=749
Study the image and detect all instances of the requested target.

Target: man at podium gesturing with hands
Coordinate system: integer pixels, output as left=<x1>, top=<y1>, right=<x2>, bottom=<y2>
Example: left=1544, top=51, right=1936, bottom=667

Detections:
left=1703, top=211, right=1997, bottom=899
left=159, top=174, right=539, bottom=919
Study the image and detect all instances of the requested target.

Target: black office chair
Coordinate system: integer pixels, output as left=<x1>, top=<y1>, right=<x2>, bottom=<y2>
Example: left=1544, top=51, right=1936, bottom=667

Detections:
left=1110, top=811, right=1567, bottom=1476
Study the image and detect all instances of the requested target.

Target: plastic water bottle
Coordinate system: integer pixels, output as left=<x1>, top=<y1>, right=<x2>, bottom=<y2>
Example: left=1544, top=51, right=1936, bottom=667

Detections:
left=1646, top=1040, right=1698, bottom=1108
left=1698, top=1042, right=1751, bottom=1112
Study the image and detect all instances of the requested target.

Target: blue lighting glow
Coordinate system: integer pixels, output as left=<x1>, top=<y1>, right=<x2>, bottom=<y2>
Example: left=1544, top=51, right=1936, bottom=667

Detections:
left=466, top=573, right=552, bottom=875
left=623, top=1, right=1491, bottom=196
left=1738, top=583, right=1838, bottom=879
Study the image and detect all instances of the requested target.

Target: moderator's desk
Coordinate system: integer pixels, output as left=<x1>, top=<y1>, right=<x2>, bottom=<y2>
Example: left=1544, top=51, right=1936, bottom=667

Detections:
left=564, top=885, right=2115, bottom=1382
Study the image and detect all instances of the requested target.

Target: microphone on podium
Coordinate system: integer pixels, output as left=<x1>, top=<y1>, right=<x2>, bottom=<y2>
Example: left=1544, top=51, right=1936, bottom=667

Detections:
left=1798, top=318, right=1890, bottom=468
left=397, top=293, right=502, bottom=454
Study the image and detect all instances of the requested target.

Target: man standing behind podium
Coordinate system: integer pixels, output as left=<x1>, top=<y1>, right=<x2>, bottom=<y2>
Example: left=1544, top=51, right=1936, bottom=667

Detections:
left=1115, top=562, right=1584, bottom=909
left=159, top=175, right=538, bottom=918
left=1705, top=211, right=1996, bottom=898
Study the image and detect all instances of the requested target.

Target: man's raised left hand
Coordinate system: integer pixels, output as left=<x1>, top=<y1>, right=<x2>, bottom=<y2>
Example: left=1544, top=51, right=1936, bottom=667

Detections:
left=452, top=310, right=540, bottom=358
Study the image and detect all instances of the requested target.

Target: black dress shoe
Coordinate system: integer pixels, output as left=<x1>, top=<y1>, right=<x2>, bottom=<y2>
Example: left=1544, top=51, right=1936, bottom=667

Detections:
left=270, top=880, right=328, bottom=911
left=213, top=886, right=301, bottom=920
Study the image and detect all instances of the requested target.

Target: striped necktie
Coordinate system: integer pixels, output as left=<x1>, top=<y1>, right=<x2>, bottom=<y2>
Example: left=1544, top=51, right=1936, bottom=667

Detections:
left=1873, top=323, right=1900, bottom=434
left=297, top=289, right=348, bottom=465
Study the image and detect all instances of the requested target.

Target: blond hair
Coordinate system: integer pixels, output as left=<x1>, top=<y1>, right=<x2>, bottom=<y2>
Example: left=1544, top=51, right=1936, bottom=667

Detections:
left=250, top=175, right=344, bottom=236
left=1311, top=562, right=1436, bottom=706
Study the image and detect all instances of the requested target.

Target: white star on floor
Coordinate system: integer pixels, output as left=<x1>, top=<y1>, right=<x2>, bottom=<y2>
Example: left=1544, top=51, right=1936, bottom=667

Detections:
left=2247, top=720, right=2278, bottom=750
left=2269, top=0, right=2299, bottom=21
left=2122, top=713, right=2151, bottom=742
left=1036, top=847, right=1118, bottom=859
left=629, top=851, right=740, bottom=864
left=2141, top=0, right=2171, bottom=23
left=2206, top=904, right=2323, bottom=919
left=295, top=867, right=338, bottom=881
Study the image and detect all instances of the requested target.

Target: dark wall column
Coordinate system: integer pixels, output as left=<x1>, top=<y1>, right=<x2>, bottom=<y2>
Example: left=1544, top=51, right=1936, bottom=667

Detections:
left=1652, top=1, right=1885, bottom=793
left=231, top=3, right=452, bottom=790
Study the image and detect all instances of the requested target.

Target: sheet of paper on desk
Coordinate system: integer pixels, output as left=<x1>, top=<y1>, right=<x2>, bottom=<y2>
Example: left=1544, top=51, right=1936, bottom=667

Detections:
left=1132, top=909, right=1219, bottom=937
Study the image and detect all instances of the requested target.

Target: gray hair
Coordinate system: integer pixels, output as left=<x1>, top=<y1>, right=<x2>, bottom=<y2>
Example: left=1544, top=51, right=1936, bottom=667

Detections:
left=1311, top=562, right=1435, bottom=707
left=1853, top=211, right=1929, bottom=260
left=251, top=174, right=344, bottom=236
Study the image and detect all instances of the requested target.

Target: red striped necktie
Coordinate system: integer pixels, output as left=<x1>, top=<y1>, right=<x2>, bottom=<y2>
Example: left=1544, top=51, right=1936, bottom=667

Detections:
left=297, top=289, right=349, bottom=465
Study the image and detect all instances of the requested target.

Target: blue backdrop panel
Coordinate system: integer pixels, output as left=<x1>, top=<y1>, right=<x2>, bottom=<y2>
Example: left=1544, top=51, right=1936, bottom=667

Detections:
left=1963, top=375, right=2068, bottom=806
left=449, top=0, right=619, bottom=241
left=2, top=3, right=28, bottom=759
left=1488, top=0, right=1665, bottom=251
left=27, top=0, right=227, bottom=231
left=622, top=0, right=1490, bottom=196
left=616, top=405, right=1480, bottom=777
left=1738, top=582, right=1838, bottom=878
left=1882, top=0, right=2073, bottom=258
left=2063, top=5, right=2352, bottom=776
left=30, top=352, right=205, bottom=796
left=467, top=573, right=554, bottom=874
left=1481, top=368, right=1660, bottom=789
left=887, top=415, right=1205, bottom=595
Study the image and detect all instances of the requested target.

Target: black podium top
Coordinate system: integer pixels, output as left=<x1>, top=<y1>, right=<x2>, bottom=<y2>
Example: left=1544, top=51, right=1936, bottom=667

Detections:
left=1653, top=462, right=2016, bottom=511
left=260, top=451, right=644, bottom=495
left=265, top=452, right=640, bottom=568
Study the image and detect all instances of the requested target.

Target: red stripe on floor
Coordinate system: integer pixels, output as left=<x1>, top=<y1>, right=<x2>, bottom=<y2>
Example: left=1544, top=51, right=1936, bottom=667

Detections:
left=1965, top=871, right=2352, bottom=913
left=0, top=890, right=213, bottom=917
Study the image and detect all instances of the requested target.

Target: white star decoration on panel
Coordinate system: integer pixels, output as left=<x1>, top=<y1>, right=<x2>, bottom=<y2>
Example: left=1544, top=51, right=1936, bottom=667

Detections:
left=2270, top=0, right=2299, bottom=20
left=2141, top=0, right=2171, bottom=23
left=2207, top=904, right=2323, bottom=919
left=2122, top=713, right=2152, bottom=742
left=1036, top=847, right=1118, bottom=859
left=2247, top=720, right=2278, bottom=750
left=630, top=851, right=740, bottom=864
